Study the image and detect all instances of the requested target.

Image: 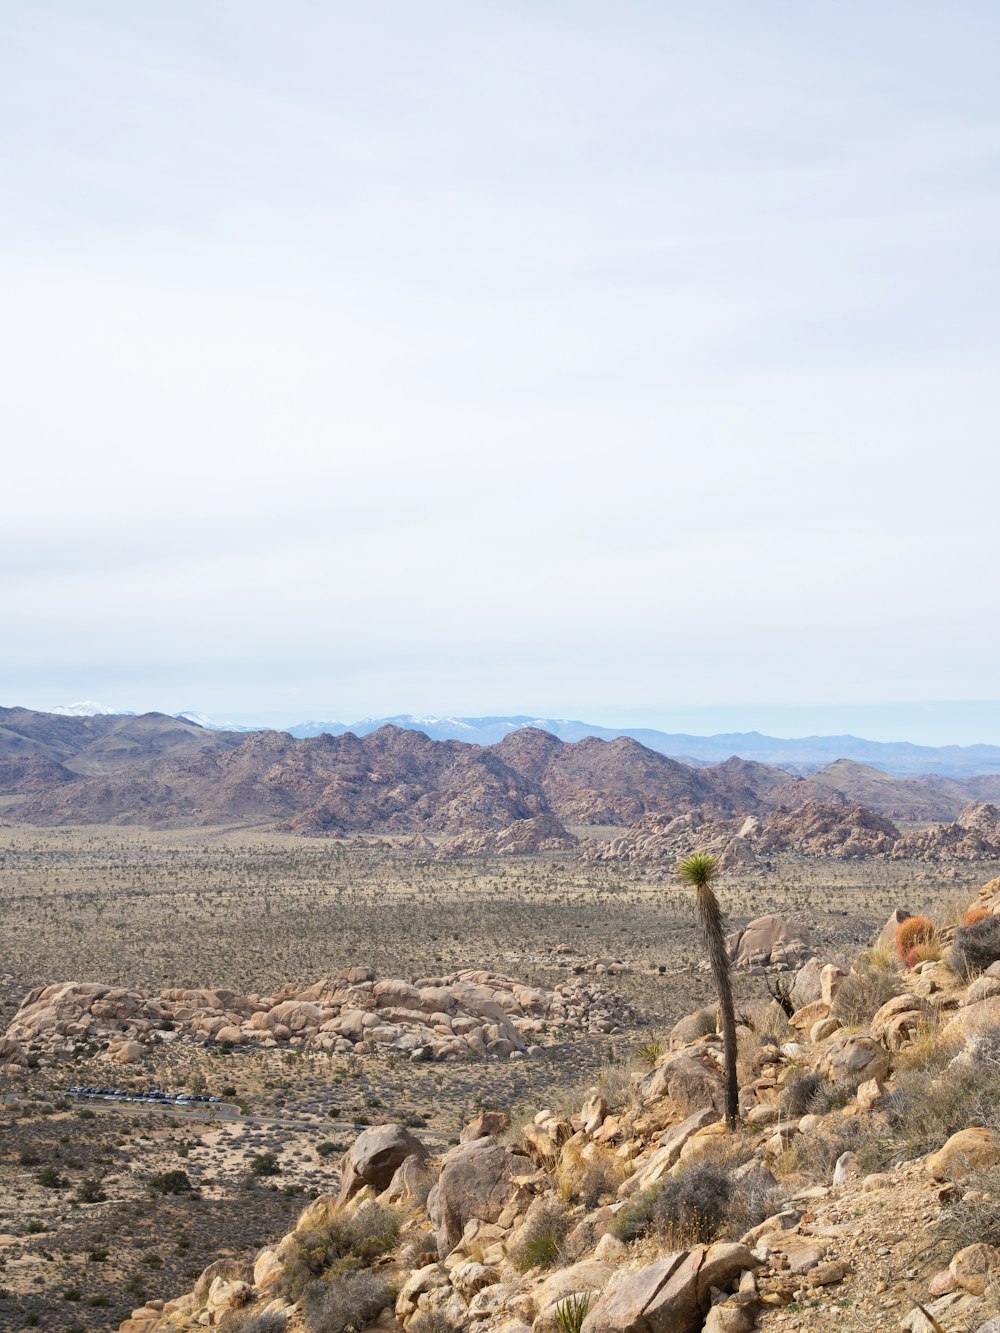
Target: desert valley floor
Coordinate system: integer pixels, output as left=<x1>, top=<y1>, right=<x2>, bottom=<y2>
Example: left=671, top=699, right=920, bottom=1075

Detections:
left=2, top=825, right=998, bottom=1331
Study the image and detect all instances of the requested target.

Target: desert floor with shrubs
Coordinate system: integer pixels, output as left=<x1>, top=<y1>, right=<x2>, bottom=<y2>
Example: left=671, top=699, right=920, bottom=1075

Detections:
left=1, top=823, right=998, bottom=1331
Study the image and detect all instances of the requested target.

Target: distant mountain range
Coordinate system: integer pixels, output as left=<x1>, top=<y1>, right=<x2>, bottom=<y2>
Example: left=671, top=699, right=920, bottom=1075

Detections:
left=6, top=707, right=1000, bottom=852
left=37, top=704, right=1000, bottom=778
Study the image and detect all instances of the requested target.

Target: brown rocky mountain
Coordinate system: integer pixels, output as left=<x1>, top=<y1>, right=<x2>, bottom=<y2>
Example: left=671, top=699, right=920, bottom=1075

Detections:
left=0, top=705, right=244, bottom=776
left=10, top=710, right=1000, bottom=863
left=14, top=727, right=550, bottom=836
left=12, top=720, right=855, bottom=843
left=892, top=801, right=1000, bottom=860
left=750, top=800, right=902, bottom=858
left=0, top=753, right=75, bottom=794
left=806, top=758, right=1000, bottom=822
left=493, top=729, right=717, bottom=823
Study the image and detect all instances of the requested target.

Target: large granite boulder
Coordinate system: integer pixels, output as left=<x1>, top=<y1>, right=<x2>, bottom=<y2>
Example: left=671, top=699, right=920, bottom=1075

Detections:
left=426, top=1137, right=533, bottom=1256
left=337, top=1123, right=429, bottom=1203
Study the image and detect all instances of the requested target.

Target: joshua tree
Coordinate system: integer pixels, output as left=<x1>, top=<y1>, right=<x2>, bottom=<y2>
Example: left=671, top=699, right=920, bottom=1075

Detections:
left=677, top=852, right=739, bottom=1130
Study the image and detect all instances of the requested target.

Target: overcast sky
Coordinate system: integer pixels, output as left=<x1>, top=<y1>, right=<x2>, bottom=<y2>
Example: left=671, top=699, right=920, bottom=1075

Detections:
left=3, top=2, right=999, bottom=743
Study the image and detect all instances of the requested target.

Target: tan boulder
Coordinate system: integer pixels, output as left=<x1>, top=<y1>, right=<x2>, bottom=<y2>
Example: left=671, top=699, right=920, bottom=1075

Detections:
left=820, top=964, right=846, bottom=1007
left=943, top=997, right=1000, bottom=1041
left=927, top=1128, right=1000, bottom=1181
left=338, top=1123, right=429, bottom=1203
left=580, top=1244, right=757, bottom=1333
left=427, top=1137, right=534, bottom=1256
left=108, top=1039, right=144, bottom=1063
left=532, top=1259, right=614, bottom=1332
left=949, top=1242, right=1000, bottom=1294
left=619, top=1108, right=719, bottom=1196
left=822, top=1030, right=891, bottom=1087
left=789, top=1000, right=830, bottom=1032
left=636, top=1049, right=726, bottom=1116
left=461, top=1111, right=512, bottom=1143
left=810, top=1017, right=841, bottom=1043
left=581, top=1094, right=609, bottom=1135
left=876, top=909, right=912, bottom=956
left=0, top=1036, right=29, bottom=1069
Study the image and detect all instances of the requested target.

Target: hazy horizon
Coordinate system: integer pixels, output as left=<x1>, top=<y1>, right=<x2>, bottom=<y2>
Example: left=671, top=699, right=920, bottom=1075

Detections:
left=12, top=696, right=1000, bottom=748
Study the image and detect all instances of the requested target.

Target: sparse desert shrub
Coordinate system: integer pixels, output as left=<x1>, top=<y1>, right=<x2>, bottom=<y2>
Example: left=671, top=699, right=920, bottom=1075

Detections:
left=149, top=1169, right=193, bottom=1195
left=509, top=1197, right=572, bottom=1272
left=248, top=1151, right=280, bottom=1177
left=832, top=950, right=901, bottom=1026
left=636, top=1041, right=664, bottom=1067
left=875, top=1051, right=1000, bottom=1162
left=611, top=1160, right=784, bottom=1247
left=278, top=1204, right=402, bottom=1300
left=409, top=1314, right=454, bottom=1333
left=35, top=1166, right=67, bottom=1189
left=578, top=1150, right=625, bottom=1208
left=951, top=915, right=1000, bottom=979
left=301, top=1269, right=390, bottom=1333
left=940, top=1163, right=1000, bottom=1252
left=345, top=1201, right=402, bottom=1262
left=904, top=937, right=943, bottom=968
left=897, top=915, right=936, bottom=959
left=779, top=1070, right=830, bottom=1118
left=75, top=1178, right=106, bottom=1203
left=219, top=1310, right=288, bottom=1333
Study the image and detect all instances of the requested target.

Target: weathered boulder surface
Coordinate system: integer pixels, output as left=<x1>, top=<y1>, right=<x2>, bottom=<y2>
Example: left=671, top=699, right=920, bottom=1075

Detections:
left=337, top=1123, right=429, bottom=1202
left=4, top=967, right=639, bottom=1066
left=580, top=1244, right=757, bottom=1333
left=427, top=1137, right=533, bottom=1256
left=927, top=1128, right=1000, bottom=1181
left=726, top=914, right=813, bottom=971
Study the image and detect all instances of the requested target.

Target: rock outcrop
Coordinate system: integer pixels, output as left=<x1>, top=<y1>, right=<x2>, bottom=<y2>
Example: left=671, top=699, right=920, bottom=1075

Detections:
left=725, top=915, right=814, bottom=971
left=4, top=969, right=638, bottom=1066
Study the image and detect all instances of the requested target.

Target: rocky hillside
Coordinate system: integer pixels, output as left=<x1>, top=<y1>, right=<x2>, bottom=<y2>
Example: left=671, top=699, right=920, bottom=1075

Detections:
left=9, top=725, right=819, bottom=842
left=42, top=875, right=1000, bottom=1333
left=591, top=801, right=1000, bottom=869
left=0, top=705, right=245, bottom=777
left=9, top=712, right=1000, bottom=866
left=808, top=759, right=1000, bottom=823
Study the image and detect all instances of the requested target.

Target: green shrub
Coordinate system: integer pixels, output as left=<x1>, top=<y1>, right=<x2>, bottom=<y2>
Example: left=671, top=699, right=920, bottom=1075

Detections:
left=277, top=1204, right=402, bottom=1301
left=248, top=1151, right=280, bottom=1178
left=509, top=1198, right=571, bottom=1272
left=35, top=1166, right=68, bottom=1190
left=556, top=1293, right=592, bottom=1333
left=76, top=1178, right=106, bottom=1203
left=149, top=1169, right=193, bottom=1195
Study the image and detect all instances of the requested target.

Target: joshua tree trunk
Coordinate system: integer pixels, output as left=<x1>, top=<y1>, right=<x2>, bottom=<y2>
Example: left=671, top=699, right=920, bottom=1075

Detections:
left=677, top=853, right=739, bottom=1130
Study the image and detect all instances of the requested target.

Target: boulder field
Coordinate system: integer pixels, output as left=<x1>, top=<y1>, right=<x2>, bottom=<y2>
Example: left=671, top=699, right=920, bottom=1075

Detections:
left=0, top=968, right=638, bottom=1068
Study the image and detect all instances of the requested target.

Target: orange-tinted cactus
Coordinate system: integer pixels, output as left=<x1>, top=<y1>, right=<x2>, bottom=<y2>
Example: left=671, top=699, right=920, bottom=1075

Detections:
left=963, top=906, right=991, bottom=928
left=896, top=915, right=936, bottom=959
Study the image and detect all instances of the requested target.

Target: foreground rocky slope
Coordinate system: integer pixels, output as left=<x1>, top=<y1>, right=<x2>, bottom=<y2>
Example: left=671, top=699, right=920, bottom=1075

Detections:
left=77, top=876, right=1000, bottom=1333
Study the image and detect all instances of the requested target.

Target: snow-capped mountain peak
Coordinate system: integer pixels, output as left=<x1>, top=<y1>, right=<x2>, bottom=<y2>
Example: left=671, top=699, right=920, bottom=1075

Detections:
left=50, top=701, right=134, bottom=717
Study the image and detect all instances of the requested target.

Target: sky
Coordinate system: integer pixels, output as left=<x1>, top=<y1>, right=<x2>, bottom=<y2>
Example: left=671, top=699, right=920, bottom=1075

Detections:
left=3, top=2, right=1000, bottom=745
